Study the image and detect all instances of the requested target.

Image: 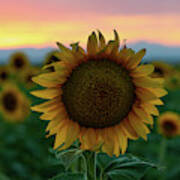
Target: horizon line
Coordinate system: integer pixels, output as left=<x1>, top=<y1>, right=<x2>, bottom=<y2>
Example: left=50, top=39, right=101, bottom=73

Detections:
left=1, top=40, right=180, bottom=50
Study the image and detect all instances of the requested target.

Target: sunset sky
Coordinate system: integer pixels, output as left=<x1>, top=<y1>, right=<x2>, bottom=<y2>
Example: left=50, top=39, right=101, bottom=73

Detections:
left=1, top=0, right=180, bottom=49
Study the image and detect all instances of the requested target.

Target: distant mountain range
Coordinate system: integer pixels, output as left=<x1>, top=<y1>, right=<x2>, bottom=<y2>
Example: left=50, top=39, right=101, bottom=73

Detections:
left=0, top=41, right=180, bottom=64
left=129, top=42, right=180, bottom=63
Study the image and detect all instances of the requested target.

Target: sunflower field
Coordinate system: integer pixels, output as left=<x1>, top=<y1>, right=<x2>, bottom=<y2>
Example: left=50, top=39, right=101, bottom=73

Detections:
left=0, top=31, right=180, bottom=180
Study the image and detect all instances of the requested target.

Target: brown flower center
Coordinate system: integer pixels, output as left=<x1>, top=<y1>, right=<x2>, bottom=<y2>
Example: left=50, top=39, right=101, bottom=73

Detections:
left=14, top=58, right=25, bottom=69
left=162, top=120, right=177, bottom=135
left=62, top=59, right=135, bottom=128
left=47, top=55, right=59, bottom=65
left=2, top=92, right=18, bottom=112
left=154, top=67, right=164, bottom=76
left=0, top=71, right=8, bottom=80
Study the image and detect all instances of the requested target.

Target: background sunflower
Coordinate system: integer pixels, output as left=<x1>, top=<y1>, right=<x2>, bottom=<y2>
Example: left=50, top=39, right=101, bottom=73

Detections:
left=158, top=111, right=180, bottom=138
left=151, top=61, right=173, bottom=78
left=21, top=67, right=40, bottom=89
left=8, top=51, right=30, bottom=73
left=0, top=83, right=30, bottom=123
left=0, top=66, right=10, bottom=84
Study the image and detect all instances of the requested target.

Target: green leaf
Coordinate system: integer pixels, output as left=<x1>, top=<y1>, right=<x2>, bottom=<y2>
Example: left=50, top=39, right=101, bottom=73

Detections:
left=0, top=172, right=10, bottom=180
left=102, top=155, right=157, bottom=180
left=55, top=148, right=84, bottom=171
left=50, top=172, right=86, bottom=180
left=97, top=153, right=115, bottom=169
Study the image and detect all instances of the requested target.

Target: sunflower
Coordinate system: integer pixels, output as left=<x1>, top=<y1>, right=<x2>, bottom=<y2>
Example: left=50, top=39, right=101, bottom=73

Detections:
left=0, top=66, right=10, bottom=83
left=165, top=71, right=180, bottom=90
left=31, top=30, right=167, bottom=156
left=9, top=51, right=30, bottom=73
left=22, top=67, right=40, bottom=88
left=151, top=61, right=173, bottom=78
left=158, top=112, right=180, bottom=138
left=44, top=50, right=60, bottom=65
left=43, top=50, right=60, bottom=72
left=0, top=83, right=30, bottom=122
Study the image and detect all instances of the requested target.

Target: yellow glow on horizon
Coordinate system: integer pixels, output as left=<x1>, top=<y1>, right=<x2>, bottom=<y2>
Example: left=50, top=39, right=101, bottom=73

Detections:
left=1, top=14, right=180, bottom=49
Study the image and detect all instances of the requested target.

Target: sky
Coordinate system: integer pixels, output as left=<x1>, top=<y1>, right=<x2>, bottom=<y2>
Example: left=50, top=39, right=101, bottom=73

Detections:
left=0, top=0, right=180, bottom=49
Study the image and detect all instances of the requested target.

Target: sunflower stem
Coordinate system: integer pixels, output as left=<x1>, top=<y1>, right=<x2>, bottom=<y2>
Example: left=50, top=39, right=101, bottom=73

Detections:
left=159, top=138, right=166, bottom=165
left=159, top=138, right=167, bottom=180
left=83, top=151, right=97, bottom=180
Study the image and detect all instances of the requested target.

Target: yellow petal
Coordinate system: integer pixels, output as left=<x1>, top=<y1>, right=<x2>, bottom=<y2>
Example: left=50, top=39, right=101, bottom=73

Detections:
left=98, top=30, right=106, bottom=50
left=53, top=62, right=70, bottom=75
left=102, top=128, right=114, bottom=156
left=133, top=77, right=164, bottom=88
left=113, top=135, right=120, bottom=156
left=121, top=120, right=138, bottom=140
left=70, top=42, right=79, bottom=52
left=47, top=120, right=66, bottom=136
left=70, top=42, right=86, bottom=59
left=62, top=120, right=80, bottom=150
left=40, top=110, right=60, bottom=120
left=114, top=126, right=127, bottom=154
left=56, top=43, right=79, bottom=67
left=32, top=77, right=59, bottom=87
left=133, top=106, right=154, bottom=125
left=31, top=98, right=61, bottom=112
left=79, top=127, right=89, bottom=149
left=31, top=88, right=61, bottom=99
left=135, top=88, right=157, bottom=102
left=87, top=32, right=98, bottom=55
left=126, top=49, right=146, bottom=69
left=56, top=42, right=74, bottom=58
left=33, top=72, right=60, bottom=81
left=150, top=99, right=164, bottom=105
left=130, top=64, right=154, bottom=77
left=32, top=72, right=64, bottom=87
left=113, top=29, right=120, bottom=46
left=46, top=119, right=61, bottom=132
left=147, top=88, right=168, bottom=97
left=105, top=40, right=119, bottom=55
left=118, top=48, right=135, bottom=64
left=53, top=122, right=68, bottom=149
left=84, top=128, right=98, bottom=150
left=142, top=103, right=159, bottom=116
left=105, top=30, right=119, bottom=55
left=128, top=112, right=149, bottom=140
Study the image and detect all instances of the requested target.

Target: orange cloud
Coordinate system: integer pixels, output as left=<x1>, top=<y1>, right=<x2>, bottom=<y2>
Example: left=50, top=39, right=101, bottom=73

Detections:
left=0, top=14, right=180, bottom=49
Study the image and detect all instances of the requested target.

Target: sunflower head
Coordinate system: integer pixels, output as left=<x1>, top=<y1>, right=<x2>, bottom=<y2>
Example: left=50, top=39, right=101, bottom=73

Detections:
left=165, top=71, right=180, bottom=90
left=9, top=52, right=30, bottom=72
left=0, top=66, right=10, bottom=83
left=0, top=83, right=30, bottom=122
left=158, top=112, right=180, bottom=138
left=43, top=50, right=60, bottom=72
left=21, top=67, right=40, bottom=88
left=31, top=30, right=167, bottom=156
left=151, top=61, right=173, bottom=78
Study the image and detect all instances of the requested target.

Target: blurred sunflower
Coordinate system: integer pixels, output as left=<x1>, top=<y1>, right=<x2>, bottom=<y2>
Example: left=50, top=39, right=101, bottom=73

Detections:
left=22, top=67, right=40, bottom=88
left=165, top=71, right=180, bottom=90
left=0, top=83, right=30, bottom=122
left=44, top=50, right=60, bottom=65
left=31, top=30, right=167, bottom=156
left=151, top=61, right=173, bottom=78
left=43, top=50, right=60, bottom=72
left=158, top=112, right=180, bottom=138
left=9, top=52, right=30, bottom=73
left=0, top=66, right=10, bottom=83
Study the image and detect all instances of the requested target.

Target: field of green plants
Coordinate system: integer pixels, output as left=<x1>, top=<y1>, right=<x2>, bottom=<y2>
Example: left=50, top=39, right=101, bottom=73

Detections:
left=0, top=51, right=179, bottom=180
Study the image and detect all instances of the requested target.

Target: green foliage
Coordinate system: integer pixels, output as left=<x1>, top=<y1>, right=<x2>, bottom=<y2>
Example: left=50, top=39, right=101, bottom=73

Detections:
left=101, top=155, right=156, bottom=180
left=0, top=64, right=180, bottom=179
left=50, top=172, right=86, bottom=180
left=49, top=149, right=157, bottom=180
